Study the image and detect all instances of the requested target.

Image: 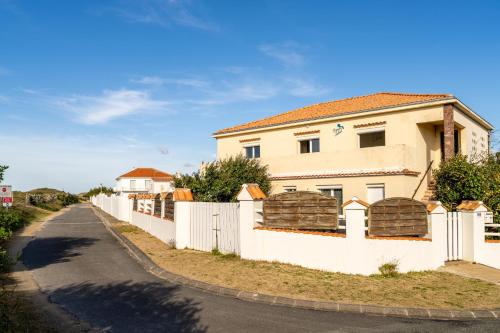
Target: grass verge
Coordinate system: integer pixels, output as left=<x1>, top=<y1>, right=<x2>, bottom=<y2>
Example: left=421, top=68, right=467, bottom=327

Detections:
left=1, top=195, right=58, bottom=332
left=1, top=276, right=56, bottom=332
left=108, top=217, right=500, bottom=310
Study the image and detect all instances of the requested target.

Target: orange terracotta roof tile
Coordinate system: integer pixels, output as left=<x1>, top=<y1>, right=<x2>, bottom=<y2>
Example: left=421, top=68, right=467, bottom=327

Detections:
left=237, top=183, right=267, bottom=200
left=215, top=92, right=452, bottom=135
left=457, top=200, right=488, bottom=211
left=342, top=198, right=370, bottom=208
left=173, top=188, right=194, bottom=201
left=117, top=168, right=174, bottom=180
left=271, top=169, right=420, bottom=181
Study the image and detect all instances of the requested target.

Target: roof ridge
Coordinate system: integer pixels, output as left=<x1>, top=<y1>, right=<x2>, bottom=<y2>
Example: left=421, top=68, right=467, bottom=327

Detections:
left=215, top=92, right=457, bottom=135
left=379, top=92, right=453, bottom=97
left=221, top=92, right=386, bottom=131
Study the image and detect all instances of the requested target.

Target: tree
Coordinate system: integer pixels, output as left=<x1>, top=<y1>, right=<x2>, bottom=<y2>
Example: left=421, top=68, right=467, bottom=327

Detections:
left=175, top=155, right=271, bottom=202
left=85, top=186, right=114, bottom=198
left=0, top=165, right=8, bottom=183
left=433, top=154, right=500, bottom=220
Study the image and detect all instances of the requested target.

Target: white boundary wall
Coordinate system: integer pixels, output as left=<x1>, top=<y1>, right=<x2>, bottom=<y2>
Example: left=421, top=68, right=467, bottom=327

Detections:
left=91, top=193, right=131, bottom=222
left=92, top=188, right=500, bottom=275
left=130, top=211, right=176, bottom=245
left=238, top=190, right=448, bottom=276
left=462, top=207, right=500, bottom=269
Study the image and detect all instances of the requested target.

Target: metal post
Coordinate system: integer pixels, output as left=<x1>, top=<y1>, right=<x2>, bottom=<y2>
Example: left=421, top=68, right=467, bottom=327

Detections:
left=212, top=213, right=220, bottom=251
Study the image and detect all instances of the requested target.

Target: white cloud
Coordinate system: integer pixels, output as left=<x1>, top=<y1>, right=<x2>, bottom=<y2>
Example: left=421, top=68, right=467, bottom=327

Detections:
left=0, top=133, right=208, bottom=193
left=285, top=78, right=331, bottom=97
left=131, top=76, right=209, bottom=88
left=107, top=0, right=218, bottom=31
left=54, top=89, right=170, bottom=124
left=259, top=42, right=306, bottom=67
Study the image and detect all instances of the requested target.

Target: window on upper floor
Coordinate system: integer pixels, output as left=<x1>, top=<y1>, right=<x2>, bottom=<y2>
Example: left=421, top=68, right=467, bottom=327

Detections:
left=283, top=186, right=297, bottom=192
left=145, top=180, right=152, bottom=190
left=130, top=180, right=136, bottom=190
left=359, top=130, right=385, bottom=148
left=245, top=145, right=260, bottom=159
left=299, top=138, right=320, bottom=154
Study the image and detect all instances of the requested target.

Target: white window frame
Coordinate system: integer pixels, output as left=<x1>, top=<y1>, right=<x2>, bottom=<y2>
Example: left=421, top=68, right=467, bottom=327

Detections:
left=145, top=180, right=152, bottom=191
left=297, top=136, right=320, bottom=154
left=357, top=128, right=385, bottom=148
left=130, top=180, right=136, bottom=190
left=243, top=144, right=260, bottom=159
left=283, top=185, right=297, bottom=192
left=366, top=183, right=385, bottom=204
left=317, top=185, right=343, bottom=214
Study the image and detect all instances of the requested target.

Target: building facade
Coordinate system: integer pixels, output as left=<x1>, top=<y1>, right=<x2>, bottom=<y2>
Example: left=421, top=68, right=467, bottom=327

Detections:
left=114, top=167, right=174, bottom=195
left=214, top=92, right=493, bottom=205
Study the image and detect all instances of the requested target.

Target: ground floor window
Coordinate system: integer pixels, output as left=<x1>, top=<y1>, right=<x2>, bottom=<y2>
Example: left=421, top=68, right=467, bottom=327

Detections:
left=283, top=186, right=297, bottom=192
left=318, top=186, right=343, bottom=215
left=367, top=184, right=385, bottom=204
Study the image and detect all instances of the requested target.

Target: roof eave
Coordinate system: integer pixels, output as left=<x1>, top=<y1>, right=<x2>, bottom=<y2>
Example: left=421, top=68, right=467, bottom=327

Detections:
left=213, top=97, right=459, bottom=138
left=452, top=98, right=494, bottom=131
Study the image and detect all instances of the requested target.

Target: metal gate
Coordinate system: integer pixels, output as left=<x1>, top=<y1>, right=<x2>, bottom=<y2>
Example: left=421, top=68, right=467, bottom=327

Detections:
left=446, top=212, right=463, bottom=261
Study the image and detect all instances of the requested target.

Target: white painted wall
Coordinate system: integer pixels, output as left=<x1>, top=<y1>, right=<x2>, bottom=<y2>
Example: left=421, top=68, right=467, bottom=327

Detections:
left=91, top=189, right=499, bottom=275
left=130, top=211, right=176, bottom=245
left=481, top=242, right=500, bottom=269
left=91, top=193, right=132, bottom=222
left=238, top=195, right=448, bottom=276
left=462, top=208, right=500, bottom=269
left=114, top=178, right=173, bottom=194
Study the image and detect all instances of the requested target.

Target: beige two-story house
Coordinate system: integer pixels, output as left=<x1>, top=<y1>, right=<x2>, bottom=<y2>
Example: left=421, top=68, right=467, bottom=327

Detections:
left=214, top=92, right=493, bottom=205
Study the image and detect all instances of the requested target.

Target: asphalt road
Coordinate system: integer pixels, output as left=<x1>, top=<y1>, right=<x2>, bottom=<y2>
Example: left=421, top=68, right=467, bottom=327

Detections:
left=22, top=204, right=499, bottom=332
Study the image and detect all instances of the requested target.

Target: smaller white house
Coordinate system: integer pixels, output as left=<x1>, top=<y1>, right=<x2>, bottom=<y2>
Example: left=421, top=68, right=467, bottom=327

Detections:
left=114, top=167, right=174, bottom=195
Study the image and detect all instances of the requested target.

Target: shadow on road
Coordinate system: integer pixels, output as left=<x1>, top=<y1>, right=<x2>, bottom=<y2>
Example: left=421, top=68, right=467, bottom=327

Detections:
left=22, top=237, right=98, bottom=269
left=50, top=280, right=207, bottom=332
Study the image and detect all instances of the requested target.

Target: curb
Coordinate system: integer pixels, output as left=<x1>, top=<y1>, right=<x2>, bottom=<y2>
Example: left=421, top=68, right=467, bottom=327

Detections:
left=91, top=206, right=500, bottom=321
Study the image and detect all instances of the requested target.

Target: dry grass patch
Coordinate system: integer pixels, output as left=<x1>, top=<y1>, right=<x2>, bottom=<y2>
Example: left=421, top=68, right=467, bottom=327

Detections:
left=117, top=223, right=500, bottom=310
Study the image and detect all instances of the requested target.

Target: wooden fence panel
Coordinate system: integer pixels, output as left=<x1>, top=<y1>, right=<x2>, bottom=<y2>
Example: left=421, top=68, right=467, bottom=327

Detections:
left=188, top=202, right=240, bottom=254
left=154, top=195, right=162, bottom=216
left=368, top=197, right=428, bottom=236
left=163, top=193, right=175, bottom=221
left=263, top=191, right=338, bottom=230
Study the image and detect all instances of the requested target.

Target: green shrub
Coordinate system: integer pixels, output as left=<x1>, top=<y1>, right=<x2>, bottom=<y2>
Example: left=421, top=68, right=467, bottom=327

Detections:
left=211, top=248, right=222, bottom=256
left=175, top=154, right=271, bottom=202
left=0, top=209, right=26, bottom=273
left=378, top=261, right=399, bottom=278
left=85, top=186, right=114, bottom=198
left=0, top=249, right=9, bottom=272
left=0, top=210, right=24, bottom=233
left=434, top=154, right=500, bottom=220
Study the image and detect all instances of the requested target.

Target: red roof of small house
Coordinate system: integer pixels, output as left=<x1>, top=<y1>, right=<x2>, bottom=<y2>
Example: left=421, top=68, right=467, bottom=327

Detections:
left=117, top=168, right=174, bottom=181
left=214, top=92, right=453, bottom=135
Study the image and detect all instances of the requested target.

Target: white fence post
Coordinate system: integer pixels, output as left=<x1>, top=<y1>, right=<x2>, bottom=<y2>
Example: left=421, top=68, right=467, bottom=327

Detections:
left=459, top=201, right=488, bottom=263
left=174, top=201, right=191, bottom=249
left=237, top=184, right=266, bottom=260
left=427, top=201, right=448, bottom=266
left=344, top=197, right=368, bottom=240
left=343, top=197, right=368, bottom=273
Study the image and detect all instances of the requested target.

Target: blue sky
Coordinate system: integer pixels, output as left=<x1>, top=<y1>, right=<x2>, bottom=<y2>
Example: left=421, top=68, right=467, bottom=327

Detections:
left=1, top=0, right=499, bottom=193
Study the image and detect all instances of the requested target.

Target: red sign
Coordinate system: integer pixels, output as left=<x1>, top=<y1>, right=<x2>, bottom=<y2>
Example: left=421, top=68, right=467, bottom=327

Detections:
left=3, top=197, right=12, bottom=203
